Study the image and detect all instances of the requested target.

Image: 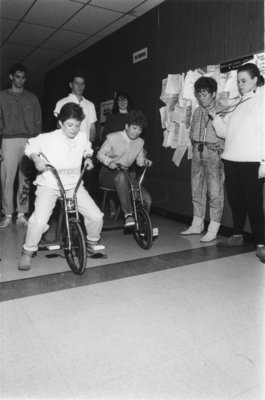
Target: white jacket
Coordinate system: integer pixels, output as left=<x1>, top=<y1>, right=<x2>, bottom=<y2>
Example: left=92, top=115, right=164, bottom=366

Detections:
left=213, top=86, right=265, bottom=162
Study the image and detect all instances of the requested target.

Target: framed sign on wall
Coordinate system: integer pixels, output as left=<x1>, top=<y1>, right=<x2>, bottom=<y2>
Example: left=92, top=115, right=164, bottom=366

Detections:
left=99, top=99, right=114, bottom=124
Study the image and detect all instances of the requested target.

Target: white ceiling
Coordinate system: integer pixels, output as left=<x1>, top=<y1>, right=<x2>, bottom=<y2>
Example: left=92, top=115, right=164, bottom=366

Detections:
left=0, top=0, right=165, bottom=97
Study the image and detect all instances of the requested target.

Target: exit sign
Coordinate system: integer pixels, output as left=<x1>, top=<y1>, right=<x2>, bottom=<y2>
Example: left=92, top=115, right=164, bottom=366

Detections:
left=133, top=47, right=148, bottom=64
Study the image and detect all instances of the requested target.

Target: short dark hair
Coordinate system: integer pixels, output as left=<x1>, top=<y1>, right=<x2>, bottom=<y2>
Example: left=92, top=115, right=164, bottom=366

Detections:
left=9, top=63, right=27, bottom=75
left=237, top=63, right=264, bottom=87
left=194, top=77, right=217, bottom=94
left=126, top=110, right=148, bottom=129
left=69, top=73, right=86, bottom=83
left=58, top=102, right=85, bottom=123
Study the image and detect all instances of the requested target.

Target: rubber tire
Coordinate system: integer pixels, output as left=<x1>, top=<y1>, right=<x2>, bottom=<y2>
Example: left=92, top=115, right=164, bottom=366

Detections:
left=133, top=206, right=153, bottom=250
left=64, top=219, right=87, bottom=274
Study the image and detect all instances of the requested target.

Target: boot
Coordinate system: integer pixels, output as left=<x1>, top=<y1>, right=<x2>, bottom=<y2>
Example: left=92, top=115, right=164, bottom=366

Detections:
left=181, top=216, right=204, bottom=235
left=18, top=249, right=34, bottom=270
left=200, top=221, right=220, bottom=242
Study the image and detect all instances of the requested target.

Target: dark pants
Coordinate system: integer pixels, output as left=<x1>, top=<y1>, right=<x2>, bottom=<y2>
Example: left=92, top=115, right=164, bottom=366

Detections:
left=224, top=160, right=264, bottom=245
left=99, top=166, right=151, bottom=216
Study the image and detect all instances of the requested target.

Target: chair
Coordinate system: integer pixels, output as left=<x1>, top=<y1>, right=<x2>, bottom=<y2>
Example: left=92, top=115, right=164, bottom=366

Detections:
left=100, top=186, right=122, bottom=228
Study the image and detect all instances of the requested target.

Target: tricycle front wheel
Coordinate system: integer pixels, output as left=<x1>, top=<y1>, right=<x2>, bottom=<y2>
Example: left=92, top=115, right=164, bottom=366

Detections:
left=134, top=206, right=153, bottom=250
left=64, top=219, right=87, bottom=274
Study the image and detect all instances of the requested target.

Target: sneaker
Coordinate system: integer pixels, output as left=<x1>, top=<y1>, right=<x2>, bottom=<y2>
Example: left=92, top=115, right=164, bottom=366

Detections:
left=124, top=214, right=135, bottom=228
left=0, top=215, right=12, bottom=229
left=18, top=250, right=35, bottom=270
left=218, top=235, right=244, bottom=247
left=87, top=241, right=107, bottom=258
left=256, top=246, right=265, bottom=263
left=16, top=213, right=28, bottom=226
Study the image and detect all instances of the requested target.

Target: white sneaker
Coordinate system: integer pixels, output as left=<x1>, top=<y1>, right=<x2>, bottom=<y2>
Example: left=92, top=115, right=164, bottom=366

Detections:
left=180, top=216, right=204, bottom=235
left=0, top=215, right=12, bottom=229
left=87, top=241, right=107, bottom=258
left=181, top=225, right=203, bottom=235
left=200, top=232, right=217, bottom=242
left=124, top=214, right=135, bottom=228
left=16, top=214, right=28, bottom=226
left=200, top=221, right=220, bottom=242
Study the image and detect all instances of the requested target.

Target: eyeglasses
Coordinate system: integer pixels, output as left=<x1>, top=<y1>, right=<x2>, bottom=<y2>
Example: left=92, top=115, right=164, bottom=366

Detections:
left=118, top=97, right=128, bottom=102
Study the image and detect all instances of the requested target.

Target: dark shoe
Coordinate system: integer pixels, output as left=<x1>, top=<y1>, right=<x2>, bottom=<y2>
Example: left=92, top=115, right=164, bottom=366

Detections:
left=124, top=214, right=135, bottom=228
left=18, top=250, right=35, bottom=270
left=218, top=236, right=244, bottom=247
left=87, top=241, right=107, bottom=258
left=256, top=246, right=265, bottom=263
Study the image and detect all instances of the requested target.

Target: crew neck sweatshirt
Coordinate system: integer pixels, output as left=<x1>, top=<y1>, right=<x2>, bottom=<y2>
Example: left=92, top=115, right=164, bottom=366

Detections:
left=212, top=87, right=265, bottom=162
left=0, top=89, right=42, bottom=138
left=97, top=130, right=145, bottom=167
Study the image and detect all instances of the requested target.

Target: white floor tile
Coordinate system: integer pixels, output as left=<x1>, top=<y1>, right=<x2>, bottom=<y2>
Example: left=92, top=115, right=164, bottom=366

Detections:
left=1, top=225, right=264, bottom=400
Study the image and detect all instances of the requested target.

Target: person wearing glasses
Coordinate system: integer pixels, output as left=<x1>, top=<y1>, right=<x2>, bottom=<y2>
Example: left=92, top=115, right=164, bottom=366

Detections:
left=209, top=63, right=265, bottom=263
left=101, top=92, right=133, bottom=144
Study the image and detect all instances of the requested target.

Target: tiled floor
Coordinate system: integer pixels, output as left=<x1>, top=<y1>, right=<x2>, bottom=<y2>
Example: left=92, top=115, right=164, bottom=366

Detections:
left=0, top=216, right=264, bottom=400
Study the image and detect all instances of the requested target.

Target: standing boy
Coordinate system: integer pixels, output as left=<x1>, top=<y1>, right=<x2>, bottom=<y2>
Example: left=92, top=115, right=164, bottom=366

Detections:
left=54, top=74, right=97, bottom=143
left=181, top=77, right=225, bottom=242
left=0, top=63, right=42, bottom=228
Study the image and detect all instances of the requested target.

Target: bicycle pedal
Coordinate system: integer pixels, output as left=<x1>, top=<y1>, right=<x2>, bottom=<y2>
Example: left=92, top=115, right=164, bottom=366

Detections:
left=46, top=245, right=61, bottom=250
left=153, top=227, right=159, bottom=237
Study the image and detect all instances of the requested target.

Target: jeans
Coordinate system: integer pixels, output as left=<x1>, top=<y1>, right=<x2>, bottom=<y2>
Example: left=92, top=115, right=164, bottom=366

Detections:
left=24, top=184, right=104, bottom=252
left=99, top=166, right=151, bottom=216
left=191, top=144, right=225, bottom=222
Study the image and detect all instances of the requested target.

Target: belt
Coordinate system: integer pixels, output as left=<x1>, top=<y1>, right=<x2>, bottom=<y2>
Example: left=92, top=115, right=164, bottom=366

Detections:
left=192, top=141, right=223, bottom=149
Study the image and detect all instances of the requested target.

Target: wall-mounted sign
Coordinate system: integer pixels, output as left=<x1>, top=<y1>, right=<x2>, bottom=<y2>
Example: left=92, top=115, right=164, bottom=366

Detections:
left=133, top=47, right=148, bottom=64
left=99, top=99, right=114, bottom=124
left=220, top=55, right=254, bottom=72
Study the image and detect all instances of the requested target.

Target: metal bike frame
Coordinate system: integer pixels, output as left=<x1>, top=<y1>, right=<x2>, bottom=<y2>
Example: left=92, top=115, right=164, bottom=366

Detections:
left=38, top=153, right=86, bottom=252
left=118, top=165, right=148, bottom=230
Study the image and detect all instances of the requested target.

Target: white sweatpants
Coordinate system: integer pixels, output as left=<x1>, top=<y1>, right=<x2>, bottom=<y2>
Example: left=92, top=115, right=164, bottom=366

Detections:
left=24, top=184, right=103, bottom=251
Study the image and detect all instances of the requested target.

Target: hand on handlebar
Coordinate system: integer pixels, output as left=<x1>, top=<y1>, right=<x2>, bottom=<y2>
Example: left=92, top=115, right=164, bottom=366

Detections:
left=109, top=161, right=118, bottom=170
left=144, top=159, right=152, bottom=167
left=84, top=158, right=94, bottom=171
left=33, top=155, right=47, bottom=172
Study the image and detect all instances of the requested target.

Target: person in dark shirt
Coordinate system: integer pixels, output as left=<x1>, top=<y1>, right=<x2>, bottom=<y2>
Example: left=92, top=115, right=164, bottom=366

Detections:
left=0, top=63, right=42, bottom=228
left=101, top=92, right=133, bottom=144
